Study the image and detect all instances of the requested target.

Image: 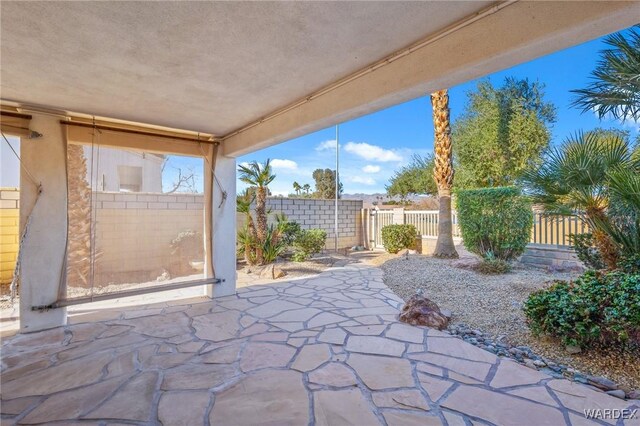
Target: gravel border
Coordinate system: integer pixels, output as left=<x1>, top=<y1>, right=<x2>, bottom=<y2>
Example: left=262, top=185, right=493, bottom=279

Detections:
left=379, top=252, right=640, bottom=396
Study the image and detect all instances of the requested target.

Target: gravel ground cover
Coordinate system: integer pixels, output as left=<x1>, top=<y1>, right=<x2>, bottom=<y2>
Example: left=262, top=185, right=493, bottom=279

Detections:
left=378, top=252, right=640, bottom=391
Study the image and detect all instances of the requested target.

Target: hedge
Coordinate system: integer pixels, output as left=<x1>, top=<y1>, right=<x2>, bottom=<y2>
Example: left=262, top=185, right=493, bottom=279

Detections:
left=456, top=186, right=532, bottom=261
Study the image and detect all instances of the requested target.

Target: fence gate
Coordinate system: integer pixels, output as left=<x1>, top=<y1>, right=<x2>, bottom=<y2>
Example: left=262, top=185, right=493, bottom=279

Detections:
left=370, top=210, right=394, bottom=249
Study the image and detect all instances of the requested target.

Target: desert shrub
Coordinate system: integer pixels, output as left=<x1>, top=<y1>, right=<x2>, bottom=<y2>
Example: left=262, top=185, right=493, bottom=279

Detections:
left=292, top=229, right=327, bottom=262
left=381, top=224, right=417, bottom=254
left=274, top=214, right=302, bottom=246
left=238, top=223, right=286, bottom=264
left=524, top=270, right=640, bottom=348
left=569, top=233, right=605, bottom=270
left=456, top=186, right=532, bottom=261
left=170, top=230, right=203, bottom=260
left=475, top=252, right=512, bottom=274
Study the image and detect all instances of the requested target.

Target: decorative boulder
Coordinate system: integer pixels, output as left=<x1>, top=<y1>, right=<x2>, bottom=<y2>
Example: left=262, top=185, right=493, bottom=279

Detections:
left=399, top=291, right=449, bottom=330
left=259, top=264, right=287, bottom=280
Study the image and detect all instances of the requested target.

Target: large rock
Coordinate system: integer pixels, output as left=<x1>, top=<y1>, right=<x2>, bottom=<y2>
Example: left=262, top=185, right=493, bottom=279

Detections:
left=399, top=292, right=449, bottom=330
left=259, top=264, right=287, bottom=279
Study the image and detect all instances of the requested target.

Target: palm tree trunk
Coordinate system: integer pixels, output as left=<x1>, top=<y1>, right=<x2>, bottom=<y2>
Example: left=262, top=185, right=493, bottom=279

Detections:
left=585, top=207, right=619, bottom=269
left=431, top=89, right=459, bottom=259
left=66, top=144, right=93, bottom=287
left=255, top=186, right=267, bottom=265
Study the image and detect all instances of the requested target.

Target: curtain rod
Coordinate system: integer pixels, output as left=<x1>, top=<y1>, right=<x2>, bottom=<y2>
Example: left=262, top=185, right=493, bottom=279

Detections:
left=60, top=121, right=217, bottom=144
left=1, top=111, right=33, bottom=120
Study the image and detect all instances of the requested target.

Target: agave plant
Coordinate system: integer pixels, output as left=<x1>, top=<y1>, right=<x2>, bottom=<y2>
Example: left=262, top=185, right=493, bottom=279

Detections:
left=522, top=130, right=640, bottom=269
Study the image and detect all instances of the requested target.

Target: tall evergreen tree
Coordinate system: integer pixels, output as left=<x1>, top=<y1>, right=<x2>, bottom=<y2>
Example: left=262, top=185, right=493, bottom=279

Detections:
left=453, top=78, right=556, bottom=188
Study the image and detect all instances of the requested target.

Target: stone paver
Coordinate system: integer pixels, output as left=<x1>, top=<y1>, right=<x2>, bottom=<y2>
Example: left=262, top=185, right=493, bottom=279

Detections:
left=1, top=263, right=635, bottom=425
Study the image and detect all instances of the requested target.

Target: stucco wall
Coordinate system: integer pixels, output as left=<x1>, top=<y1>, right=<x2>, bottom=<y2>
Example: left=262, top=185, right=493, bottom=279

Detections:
left=0, top=187, right=19, bottom=285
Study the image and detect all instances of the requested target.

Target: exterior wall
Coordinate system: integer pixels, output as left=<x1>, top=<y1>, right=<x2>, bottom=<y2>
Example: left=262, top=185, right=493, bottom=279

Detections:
left=238, top=197, right=364, bottom=250
left=93, top=192, right=203, bottom=284
left=520, top=244, right=583, bottom=271
left=0, top=188, right=19, bottom=285
left=83, top=145, right=163, bottom=192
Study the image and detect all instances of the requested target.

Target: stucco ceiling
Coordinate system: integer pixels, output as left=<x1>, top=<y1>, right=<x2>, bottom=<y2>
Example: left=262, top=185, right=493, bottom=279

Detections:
left=1, top=1, right=494, bottom=136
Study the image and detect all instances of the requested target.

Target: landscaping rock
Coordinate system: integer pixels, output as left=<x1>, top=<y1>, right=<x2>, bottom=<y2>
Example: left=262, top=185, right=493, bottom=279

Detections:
left=399, top=293, right=449, bottom=330
left=627, top=390, right=640, bottom=399
left=565, top=345, right=582, bottom=355
left=588, top=376, right=618, bottom=391
left=259, top=264, right=287, bottom=280
left=605, top=389, right=626, bottom=399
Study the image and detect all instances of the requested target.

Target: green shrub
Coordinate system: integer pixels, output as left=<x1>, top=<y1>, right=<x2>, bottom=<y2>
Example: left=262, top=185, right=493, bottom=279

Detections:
left=292, top=229, right=327, bottom=262
left=524, top=271, right=640, bottom=348
left=274, top=213, right=301, bottom=246
left=381, top=224, right=417, bottom=254
left=475, top=252, right=512, bottom=274
left=456, top=186, right=532, bottom=261
left=569, top=233, right=605, bottom=270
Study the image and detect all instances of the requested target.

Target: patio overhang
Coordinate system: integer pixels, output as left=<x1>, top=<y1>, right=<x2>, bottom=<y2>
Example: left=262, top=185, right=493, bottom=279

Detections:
left=2, top=1, right=638, bottom=157
left=1, top=1, right=637, bottom=333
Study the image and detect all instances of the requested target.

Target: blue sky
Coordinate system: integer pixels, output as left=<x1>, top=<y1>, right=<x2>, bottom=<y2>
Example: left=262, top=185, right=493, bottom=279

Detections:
left=231, top=27, right=638, bottom=196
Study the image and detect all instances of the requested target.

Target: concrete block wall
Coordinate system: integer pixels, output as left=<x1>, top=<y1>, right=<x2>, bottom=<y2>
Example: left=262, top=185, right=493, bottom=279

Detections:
left=238, top=197, right=364, bottom=250
left=1, top=187, right=20, bottom=285
left=93, top=192, right=204, bottom=285
left=520, top=244, right=584, bottom=271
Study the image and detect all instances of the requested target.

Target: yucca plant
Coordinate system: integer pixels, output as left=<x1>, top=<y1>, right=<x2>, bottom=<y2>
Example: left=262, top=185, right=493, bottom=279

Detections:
left=522, top=130, right=640, bottom=269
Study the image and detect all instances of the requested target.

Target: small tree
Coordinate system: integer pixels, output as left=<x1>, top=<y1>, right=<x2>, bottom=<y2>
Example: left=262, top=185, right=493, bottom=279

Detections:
left=312, top=169, right=343, bottom=199
left=238, top=160, right=275, bottom=265
left=453, top=78, right=556, bottom=189
left=386, top=154, right=437, bottom=201
left=456, top=187, right=532, bottom=261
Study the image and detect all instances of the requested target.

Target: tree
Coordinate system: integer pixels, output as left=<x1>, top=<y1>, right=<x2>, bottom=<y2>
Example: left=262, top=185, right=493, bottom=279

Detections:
left=521, top=130, right=639, bottom=269
left=386, top=154, right=437, bottom=201
left=312, top=168, right=343, bottom=199
left=453, top=78, right=556, bottom=188
left=571, top=26, right=640, bottom=122
left=431, top=89, right=459, bottom=258
left=303, top=183, right=311, bottom=194
left=292, top=181, right=302, bottom=196
left=238, top=160, right=275, bottom=265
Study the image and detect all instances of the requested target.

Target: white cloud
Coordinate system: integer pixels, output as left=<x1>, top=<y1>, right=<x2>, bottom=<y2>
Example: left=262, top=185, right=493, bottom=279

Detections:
left=362, top=165, right=381, bottom=174
left=350, top=176, right=376, bottom=185
left=270, top=159, right=298, bottom=171
left=316, top=140, right=337, bottom=151
left=344, top=142, right=402, bottom=162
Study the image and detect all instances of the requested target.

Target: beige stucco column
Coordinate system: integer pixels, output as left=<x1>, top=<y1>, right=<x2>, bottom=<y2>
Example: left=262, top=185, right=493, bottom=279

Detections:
left=205, top=151, right=236, bottom=298
left=19, top=114, right=68, bottom=332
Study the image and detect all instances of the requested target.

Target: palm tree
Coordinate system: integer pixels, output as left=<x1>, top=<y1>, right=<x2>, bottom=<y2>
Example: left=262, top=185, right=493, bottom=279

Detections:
left=238, top=160, right=275, bottom=265
left=66, top=144, right=92, bottom=288
left=303, top=183, right=311, bottom=195
left=293, top=181, right=301, bottom=196
left=571, top=26, right=640, bottom=122
left=431, top=89, right=459, bottom=258
left=521, top=131, right=639, bottom=269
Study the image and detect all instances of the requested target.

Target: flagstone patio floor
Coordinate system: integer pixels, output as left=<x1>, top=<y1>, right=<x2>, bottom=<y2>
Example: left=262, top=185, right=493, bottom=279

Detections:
left=2, top=263, right=638, bottom=425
